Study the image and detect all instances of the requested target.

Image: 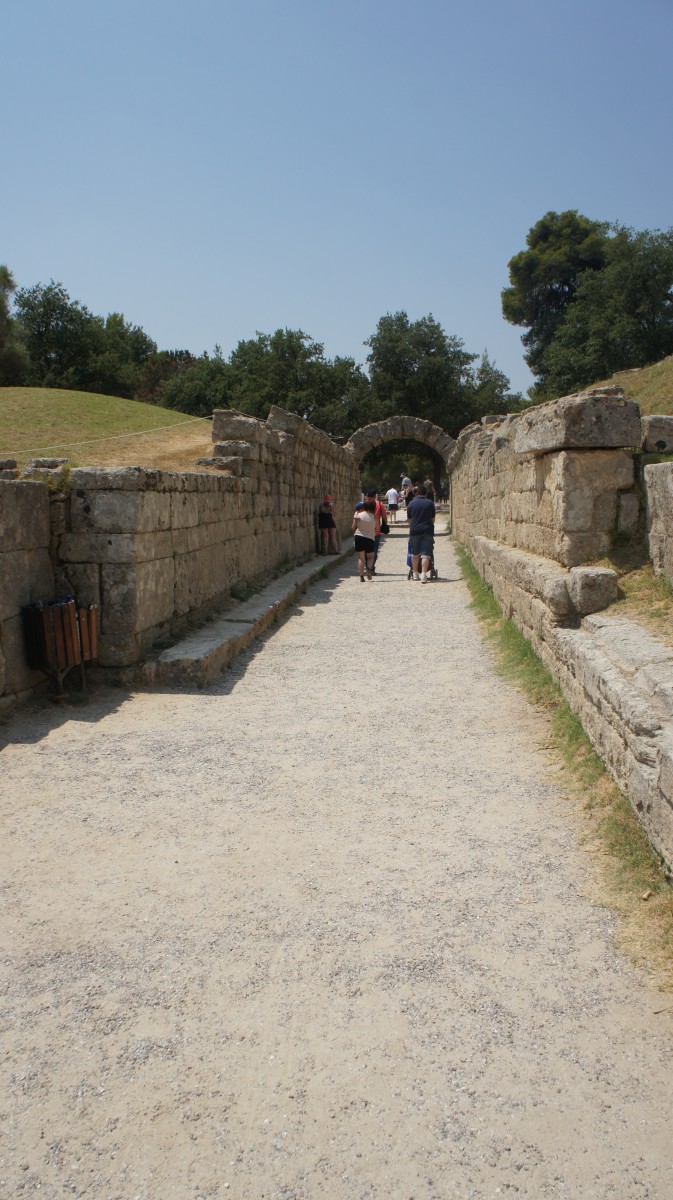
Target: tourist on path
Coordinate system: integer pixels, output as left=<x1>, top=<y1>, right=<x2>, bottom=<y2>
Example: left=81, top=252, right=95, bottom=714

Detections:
left=385, top=486, right=399, bottom=522
left=317, top=493, right=339, bottom=554
left=366, top=488, right=387, bottom=574
left=407, top=484, right=436, bottom=583
left=352, top=500, right=377, bottom=581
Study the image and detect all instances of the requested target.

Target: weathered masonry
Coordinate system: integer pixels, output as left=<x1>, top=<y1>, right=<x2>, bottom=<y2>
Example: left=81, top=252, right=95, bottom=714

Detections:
left=3, top=389, right=673, bottom=872
left=450, top=388, right=673, bottom=870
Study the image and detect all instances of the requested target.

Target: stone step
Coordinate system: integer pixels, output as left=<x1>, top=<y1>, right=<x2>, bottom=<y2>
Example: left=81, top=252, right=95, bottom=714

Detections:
left=145, top=545, right=353, bottom=689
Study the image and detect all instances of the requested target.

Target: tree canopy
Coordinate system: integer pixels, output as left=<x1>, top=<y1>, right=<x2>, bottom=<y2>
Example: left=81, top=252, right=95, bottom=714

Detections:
left=0, top=266, right=30, bottom=385
left=503, top=212, right=673, bottom=399
left=14, top=279, right=157, bottom=397
left=365, top=311, right=522, bottom=438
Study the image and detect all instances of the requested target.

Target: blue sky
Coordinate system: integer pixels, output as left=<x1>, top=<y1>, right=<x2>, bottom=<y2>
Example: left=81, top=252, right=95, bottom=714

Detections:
left=4, top=0, right=673, bottom=396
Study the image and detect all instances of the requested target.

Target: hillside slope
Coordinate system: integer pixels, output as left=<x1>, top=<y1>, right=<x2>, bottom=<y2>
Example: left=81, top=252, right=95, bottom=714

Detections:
left=597, top=357, right=673, bottom=415
left=0, top=388, right=213, bottom=471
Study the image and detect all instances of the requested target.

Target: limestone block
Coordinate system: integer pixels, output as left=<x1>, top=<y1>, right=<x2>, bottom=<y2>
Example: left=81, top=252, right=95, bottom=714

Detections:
left=551, top=450, right=634, bottom=533
left=209, top=456, right=241, bottom=476
left=266, top=406, right=306, bottom=438
left=69, top=488, right=172, bottom=534
left=0, top=481, right=50, bottom=552
left=59, top=530, right=174, bottom=564
left=70, top=466, right=177, bottom=493
left=642, top=415, right=673, bottom=453
left=0, top=548, right=55, bottom=623
left=513, top=389, right=641, bottom=456
left=567, top=567, right=619, bottom=615
left=0, top=459, right=17, bottom=470
left=559, top=531, right=611, bottom=567
left=633, top=660, right=673, bottom=721
left=211, top=410, right=266, bottom=443
left=171, top=491, right=199, bottom=529
left=213, top=441, right=260, bottom=460
left=645, top=462, right=673, bottom=583
left=99, top=558, right=175, bottom=665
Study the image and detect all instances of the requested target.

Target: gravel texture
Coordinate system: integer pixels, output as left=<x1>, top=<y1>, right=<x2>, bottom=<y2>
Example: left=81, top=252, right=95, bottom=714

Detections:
left=1, top=532, right=672, bottom=1200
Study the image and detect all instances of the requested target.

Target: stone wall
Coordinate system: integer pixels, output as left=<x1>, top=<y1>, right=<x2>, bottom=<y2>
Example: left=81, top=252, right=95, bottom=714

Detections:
left=450, top=389, right=641, bottom=567
left=0, top=481, right=55, bottom=713
left=451, top=388, right=673, bottom=870
left=645, top=462, right=673, bottom=590
left=0, top=408, right=361, bottom=694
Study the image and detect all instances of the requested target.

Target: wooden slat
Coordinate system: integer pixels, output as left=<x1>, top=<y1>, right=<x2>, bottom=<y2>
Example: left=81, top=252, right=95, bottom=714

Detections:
left=66, top=599, right=81, bottom=665
left=79, top=607, right=91, bottom=660
left=52, top=605, right=67, bottom=671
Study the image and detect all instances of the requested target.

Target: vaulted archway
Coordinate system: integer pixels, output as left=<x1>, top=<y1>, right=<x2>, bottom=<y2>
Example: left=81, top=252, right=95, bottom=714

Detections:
left=343, top=415, right=456, bottom=466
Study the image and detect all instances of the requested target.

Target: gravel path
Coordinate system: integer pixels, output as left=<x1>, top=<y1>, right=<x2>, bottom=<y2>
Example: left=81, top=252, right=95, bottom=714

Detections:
left=1, top=532, right=672, bottom=1200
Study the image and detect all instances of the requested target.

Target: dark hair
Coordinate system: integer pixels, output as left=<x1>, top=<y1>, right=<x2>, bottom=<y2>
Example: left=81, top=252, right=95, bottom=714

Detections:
left=417, top=485, right=427, bottom=495
left=363, top=499, right=376, bottom=512
left=366, top=488, right=377, bottom=498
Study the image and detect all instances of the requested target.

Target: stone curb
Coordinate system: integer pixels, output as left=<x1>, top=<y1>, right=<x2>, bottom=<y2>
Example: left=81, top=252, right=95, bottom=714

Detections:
left=130, top=541, right=355, bottom=690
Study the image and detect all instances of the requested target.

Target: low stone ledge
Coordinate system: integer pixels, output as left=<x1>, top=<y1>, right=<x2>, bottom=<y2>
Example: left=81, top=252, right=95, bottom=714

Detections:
left=469, top=535, right=618, bottom=621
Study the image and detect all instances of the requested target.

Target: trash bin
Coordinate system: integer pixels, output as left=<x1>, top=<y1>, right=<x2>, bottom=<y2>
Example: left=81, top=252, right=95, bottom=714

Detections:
left=22, top=598, right=99, bottom=698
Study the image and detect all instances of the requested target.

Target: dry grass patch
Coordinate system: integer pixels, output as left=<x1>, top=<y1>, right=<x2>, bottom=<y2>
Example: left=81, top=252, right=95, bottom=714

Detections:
left=456, top=543, right=673, bottom=990
left=594, top=541, right=673, bottom=648
left=0, top=387, right=215, bottom=472
left=595, top=356, right=673, bottom=415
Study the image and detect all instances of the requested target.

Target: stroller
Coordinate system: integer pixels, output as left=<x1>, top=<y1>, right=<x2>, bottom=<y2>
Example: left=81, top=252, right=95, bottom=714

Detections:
left=407, top=537, right=438, bottom=580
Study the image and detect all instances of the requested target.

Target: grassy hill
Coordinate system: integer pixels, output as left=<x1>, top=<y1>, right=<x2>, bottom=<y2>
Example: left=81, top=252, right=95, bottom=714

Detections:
left=0, top=387, right=213, bottom=471
left=596, top=357, right=673, bottom=415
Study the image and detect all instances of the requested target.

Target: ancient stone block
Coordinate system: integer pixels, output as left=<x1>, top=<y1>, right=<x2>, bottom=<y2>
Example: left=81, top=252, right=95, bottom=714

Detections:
left=513, top=389, right=641, bottom=456
left=0, top=548, right=55, bottom=623
left=642, top=415, right=673, bottom=453
left=0, top=481, right=50, bottom=552
left=213, top=441, right=260, bottom=460
left=99, top=558, right=175, bottom=665
left=211, top=411, right=266, bottom=443
left=567, top=567, right=619, bottom=615
left=645, top=462, right=673, bottom=586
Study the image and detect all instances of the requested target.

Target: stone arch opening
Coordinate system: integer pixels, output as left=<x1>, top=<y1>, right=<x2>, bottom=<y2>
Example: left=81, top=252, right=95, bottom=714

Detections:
left=343, top=416, right=456, bottom=472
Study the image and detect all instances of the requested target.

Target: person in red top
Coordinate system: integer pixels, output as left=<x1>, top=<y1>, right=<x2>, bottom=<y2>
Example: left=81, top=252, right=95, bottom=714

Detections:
left=365, top=488, right=387, bottom=575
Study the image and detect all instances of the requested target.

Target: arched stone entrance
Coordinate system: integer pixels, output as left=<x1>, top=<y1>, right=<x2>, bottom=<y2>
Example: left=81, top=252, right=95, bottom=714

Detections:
left=343, top=415, right=456, bottom=467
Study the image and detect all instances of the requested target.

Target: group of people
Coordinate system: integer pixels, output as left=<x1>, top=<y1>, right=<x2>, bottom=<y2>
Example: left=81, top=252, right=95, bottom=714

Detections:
left=351, top=482, right=437, bottom=584
left=318, top=472, right=444, bottom=584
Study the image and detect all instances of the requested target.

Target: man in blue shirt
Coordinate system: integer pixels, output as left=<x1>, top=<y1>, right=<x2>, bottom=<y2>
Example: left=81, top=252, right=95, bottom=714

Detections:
left=406, top=485, right=435, bottom=583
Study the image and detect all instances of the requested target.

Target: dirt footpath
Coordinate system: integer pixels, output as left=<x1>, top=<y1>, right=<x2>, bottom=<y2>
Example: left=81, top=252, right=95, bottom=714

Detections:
left=1, top=533, right=672, bottom=1200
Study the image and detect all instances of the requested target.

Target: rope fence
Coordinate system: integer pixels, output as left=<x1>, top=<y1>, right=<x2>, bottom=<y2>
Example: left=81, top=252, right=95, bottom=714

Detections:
left=1, top=416, right=209, bottom=458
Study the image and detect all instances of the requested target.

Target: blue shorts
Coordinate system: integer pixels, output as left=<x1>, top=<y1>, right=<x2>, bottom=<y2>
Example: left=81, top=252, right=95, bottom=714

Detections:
left=410, top=533, right=433, bottom=558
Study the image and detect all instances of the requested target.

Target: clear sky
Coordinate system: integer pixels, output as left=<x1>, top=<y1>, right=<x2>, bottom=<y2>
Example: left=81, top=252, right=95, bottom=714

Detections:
left=4, top=0, right=673, bottom=396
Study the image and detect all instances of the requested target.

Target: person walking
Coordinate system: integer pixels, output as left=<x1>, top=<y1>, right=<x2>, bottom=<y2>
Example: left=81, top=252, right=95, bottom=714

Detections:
left=365, top=488, right=387, bottom=574
left=406, top=485, right=436, bottom=583
left=352, top=500, right=377, bottom=582
left=385, top=485, right=399, bottom=523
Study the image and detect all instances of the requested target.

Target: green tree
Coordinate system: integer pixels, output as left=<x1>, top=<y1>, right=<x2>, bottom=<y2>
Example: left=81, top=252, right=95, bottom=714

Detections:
left=501, top=210, right=609, bottom=389
left=470, top=351, right=525, bottom=417
left=541, top=226, right=673, bottom=395
left=0, top=266, right=30, bottom=384
left=14, top=280, right=98, bottom=387
left=14, top=281, right=156, bottom=396
left=158, top=351, right=233, bottom=416
left=135, top=349, right=197, bottom=402
left=365, top=311, right=476, bottom=436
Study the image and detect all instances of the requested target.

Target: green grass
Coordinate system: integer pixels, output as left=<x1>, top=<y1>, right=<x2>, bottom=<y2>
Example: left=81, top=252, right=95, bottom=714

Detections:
left=596, top=357, right=673, bottom=416
left=0, top=386, right=205, bottom=465
left=456, top=542, right=673, bottom=985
